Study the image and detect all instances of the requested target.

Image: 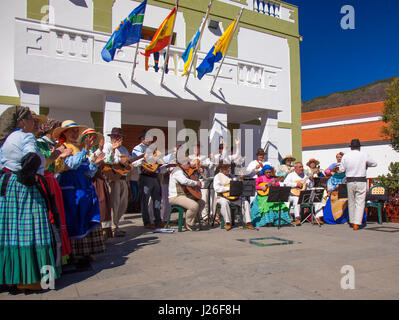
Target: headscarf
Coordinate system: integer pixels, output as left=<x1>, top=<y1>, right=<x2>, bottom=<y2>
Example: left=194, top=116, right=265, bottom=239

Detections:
left=0, top=106, right=31, bottom=147
left=260, top=164, right=273, bottom=176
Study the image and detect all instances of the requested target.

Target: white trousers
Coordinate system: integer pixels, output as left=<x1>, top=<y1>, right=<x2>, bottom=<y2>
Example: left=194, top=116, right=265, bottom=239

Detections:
left=216, top=197, right=251, bottom=224
left=347, top=182, right=367, bottom=225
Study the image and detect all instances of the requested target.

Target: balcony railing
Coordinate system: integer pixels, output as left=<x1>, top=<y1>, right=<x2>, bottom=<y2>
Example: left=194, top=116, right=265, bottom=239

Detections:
left=16, top=18, right=282, bottom=91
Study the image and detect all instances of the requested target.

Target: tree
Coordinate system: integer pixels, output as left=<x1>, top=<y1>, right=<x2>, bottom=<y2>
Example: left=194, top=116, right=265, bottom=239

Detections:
left=382, top=77, right=399, bottom=151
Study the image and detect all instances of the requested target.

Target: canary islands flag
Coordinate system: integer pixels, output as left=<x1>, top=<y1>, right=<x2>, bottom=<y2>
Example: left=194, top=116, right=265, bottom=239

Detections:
left=142, top=7, right=177, bottom=71
left=101, top=0, right=147, bottom=62
left=181, top=28, right=201, bottom=76
left=196, top=18, right=237, bottom=80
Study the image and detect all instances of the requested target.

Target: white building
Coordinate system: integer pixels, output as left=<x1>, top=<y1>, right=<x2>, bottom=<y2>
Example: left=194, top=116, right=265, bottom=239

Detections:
left=302, top=101, right=399, bottom=178
left=0, top=0, right=302, bottom=167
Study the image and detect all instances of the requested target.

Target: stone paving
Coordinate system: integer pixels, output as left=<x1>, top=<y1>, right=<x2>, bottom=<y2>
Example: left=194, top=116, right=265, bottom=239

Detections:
left=1, top=212, right=399, bottom=300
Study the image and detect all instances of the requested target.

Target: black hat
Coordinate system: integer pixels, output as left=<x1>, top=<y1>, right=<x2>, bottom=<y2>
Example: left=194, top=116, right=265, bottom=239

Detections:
left=349, top=139, right=361, bottom=148
left=108, top=127, right=123, bottom=137
left=139, top=129, right=148, bottom=139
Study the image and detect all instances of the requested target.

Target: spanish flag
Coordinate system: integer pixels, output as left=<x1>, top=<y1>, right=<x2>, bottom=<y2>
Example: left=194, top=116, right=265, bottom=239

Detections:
left=196, top=18, right=237, bottom=80
left=142, top=7, right=176, bottom=71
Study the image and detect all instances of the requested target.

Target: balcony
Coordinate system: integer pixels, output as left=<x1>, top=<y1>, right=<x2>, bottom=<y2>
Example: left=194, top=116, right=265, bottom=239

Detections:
left=14, top=17, right=289, bottom=113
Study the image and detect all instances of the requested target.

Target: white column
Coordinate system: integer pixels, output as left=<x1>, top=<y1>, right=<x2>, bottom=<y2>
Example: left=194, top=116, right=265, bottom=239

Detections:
left=19, top=83, right=40, bottom=114
left=103, top=95, right=122, bottom=143
left=260, top=110, right=280, bottom=169
left=208, top=105, right=228, bottom=156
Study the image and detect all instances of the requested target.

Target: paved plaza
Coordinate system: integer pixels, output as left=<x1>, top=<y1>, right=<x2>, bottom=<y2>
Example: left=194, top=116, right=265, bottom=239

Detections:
left=1, top=212, right=399, bottom=300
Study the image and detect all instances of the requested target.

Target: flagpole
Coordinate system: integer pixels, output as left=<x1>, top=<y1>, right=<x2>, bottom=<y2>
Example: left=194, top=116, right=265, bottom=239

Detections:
left=210, top=7, right=243, bottom=93
left=184, top=0, right=214, bottom=91
left=131, top=41, right=140, bottom=82
left=160, top=0, right=179, bottom=86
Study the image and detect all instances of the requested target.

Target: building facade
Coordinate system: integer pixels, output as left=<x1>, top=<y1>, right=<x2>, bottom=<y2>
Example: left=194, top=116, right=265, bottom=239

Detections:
left=0, top=0, right=301, bottom=167
left=302, top=101, right=399, bottom=178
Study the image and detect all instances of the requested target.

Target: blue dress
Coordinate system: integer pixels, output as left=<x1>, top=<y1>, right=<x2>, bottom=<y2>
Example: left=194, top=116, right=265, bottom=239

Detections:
left=57, top=148, right=101, bottom=239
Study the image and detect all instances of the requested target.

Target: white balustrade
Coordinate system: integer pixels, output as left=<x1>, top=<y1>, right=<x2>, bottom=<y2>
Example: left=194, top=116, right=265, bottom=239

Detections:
left=16, top=18, right=281, bottom=91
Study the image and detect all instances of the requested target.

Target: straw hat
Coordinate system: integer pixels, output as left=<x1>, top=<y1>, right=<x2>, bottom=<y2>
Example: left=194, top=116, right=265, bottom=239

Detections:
left=306, top=158, right=320, bottom=167
left=53, top=120, right=87, bottom=140
left=79, top=128, right=103, bottom=145
left=281, top=154, right=296, bottom=165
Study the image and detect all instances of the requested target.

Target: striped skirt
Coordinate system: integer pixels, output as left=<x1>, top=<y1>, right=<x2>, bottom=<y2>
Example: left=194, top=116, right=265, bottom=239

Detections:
left=0, top=172, right=60, bottom=285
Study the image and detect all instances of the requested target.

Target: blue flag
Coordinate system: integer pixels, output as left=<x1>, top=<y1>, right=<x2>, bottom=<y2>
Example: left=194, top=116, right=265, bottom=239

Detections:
left=101, top=0, right=147, bottom=62
left=196, top=18, right=237, bottom=80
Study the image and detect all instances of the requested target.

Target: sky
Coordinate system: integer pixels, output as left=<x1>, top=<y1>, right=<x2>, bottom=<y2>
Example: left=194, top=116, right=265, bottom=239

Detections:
left=286, top=0, right=399, bottom=102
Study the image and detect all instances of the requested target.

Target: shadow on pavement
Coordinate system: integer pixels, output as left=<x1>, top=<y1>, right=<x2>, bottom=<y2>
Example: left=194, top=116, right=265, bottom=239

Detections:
left=54, top=225, right=160, bottom=290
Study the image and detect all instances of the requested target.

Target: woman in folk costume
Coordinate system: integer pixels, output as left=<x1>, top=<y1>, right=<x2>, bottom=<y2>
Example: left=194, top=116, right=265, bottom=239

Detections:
left=36, top=118, right=73, bottom=264
left=277, top=154, right=296, bottom=178
left=250, top=164, right=291, bottom=227
left=322, top=166, right=350, bottom=224
left=79, top=128, right=112, bottom=241
left=0, top=106, right=60, bottom=292
left=53, top=120, right=105, bottom=267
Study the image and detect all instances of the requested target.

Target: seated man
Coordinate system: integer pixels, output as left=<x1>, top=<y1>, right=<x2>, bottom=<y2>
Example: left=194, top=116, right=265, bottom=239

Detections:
left=283, top=162, right=324, bottom=225
left=168, top=159, right=205, bottom=231
left=213, top=164, right=255, bottom=231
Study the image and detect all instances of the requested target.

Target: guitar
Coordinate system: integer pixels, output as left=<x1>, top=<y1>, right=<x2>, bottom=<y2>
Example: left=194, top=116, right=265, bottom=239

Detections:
left=186, top=158, right=201, bottom=176
left=257, top=176, right=285, bottom=197
left=141, top=150, right=165, bottom=174
left=222, top=184, right=239, bottom=201
left=182, top=169, right=203, bottom=200
left=290, top=175, right=311, bottom=197
left=102, top=154, right=144, bottom=182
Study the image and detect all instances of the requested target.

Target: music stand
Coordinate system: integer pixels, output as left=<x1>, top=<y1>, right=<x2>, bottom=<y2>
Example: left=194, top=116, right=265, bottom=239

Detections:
left=267, top=186, right=291, bottom=229
left=298, top=189, right=325, bottom=227
left=313, top=177, right=328, bottom=189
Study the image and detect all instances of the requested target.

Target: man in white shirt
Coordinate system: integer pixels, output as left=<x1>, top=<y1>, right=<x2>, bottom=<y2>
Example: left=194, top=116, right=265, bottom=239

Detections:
left=339, top=139, right=377, bottom=230
left=284, top=162, right=324, bottom=226
left=102, top=127, right=131, bottom=237
left=168, top=160, right=205, bottom=231
left=244, top=148, right=272, bottom=179
left=214, top=164, right=255, bottom=231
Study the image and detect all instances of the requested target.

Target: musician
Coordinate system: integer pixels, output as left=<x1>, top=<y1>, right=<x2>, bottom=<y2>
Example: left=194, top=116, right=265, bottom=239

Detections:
left=250, top=164, right=291, bottom=227
left=210, top=138, right=241, bottom=174
left=283, top=162, right=324, bottom=226
left=277, top=154, right=296, bottom=178
left=322, top=165, right=349, bottom=224
left=339, top=139, right=377, bottom=230
left=325, top=152, right=344, bottom=177
left=214, top=164, right=255, bottom=231
left=102, top=127, right=131, bottom=237
left=244, top=148, right=272, bottom=179
left=168, top=159, right=205, bottom=231
left=188, top=142, right=213, bottom=222
left=131, top=129, right=164, bottom=229
left=305, top=158, right=325, bottom=178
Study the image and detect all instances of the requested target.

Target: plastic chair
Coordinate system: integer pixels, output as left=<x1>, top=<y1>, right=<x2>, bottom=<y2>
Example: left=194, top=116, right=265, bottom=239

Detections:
left=366, top=185, right=388, bottom=224
left=166, top=205, right=185, bottom=232
left=215, top=202, right=243, bottom=229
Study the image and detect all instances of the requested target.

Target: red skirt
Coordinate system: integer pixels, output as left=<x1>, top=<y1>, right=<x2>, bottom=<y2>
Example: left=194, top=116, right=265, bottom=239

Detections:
left=44, top=171, right=72, bottom=257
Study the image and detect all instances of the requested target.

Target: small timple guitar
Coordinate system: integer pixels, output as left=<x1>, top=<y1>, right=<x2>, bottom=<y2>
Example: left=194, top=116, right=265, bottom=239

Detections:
left=102, top=154, right=144, bottom=182
left=222, top=184, right=239, bottom=201
left=257, top=176, right=285, bottom=197
left=290, top=175, right=311, bottom=197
